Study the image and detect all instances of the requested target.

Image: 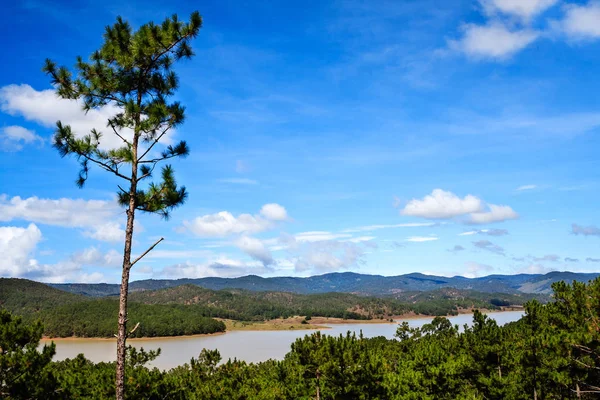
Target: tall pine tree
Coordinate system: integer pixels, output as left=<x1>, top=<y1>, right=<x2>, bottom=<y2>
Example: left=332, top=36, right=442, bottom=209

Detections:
left=43, top=11, right=201, bottom=399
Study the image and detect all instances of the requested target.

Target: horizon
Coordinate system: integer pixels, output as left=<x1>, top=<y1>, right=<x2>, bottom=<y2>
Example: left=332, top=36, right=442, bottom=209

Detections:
left=17, top=269, right=600, bottom=286
left=2, top=0, right=600, bottom=284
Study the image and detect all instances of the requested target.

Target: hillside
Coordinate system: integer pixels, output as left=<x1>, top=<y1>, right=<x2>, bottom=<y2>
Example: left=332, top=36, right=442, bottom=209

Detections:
left=50, top=271, right=600, bottom=297
left=0, top=278, right=84, bottom=314
left=0, top=278, right=537, bottom=338
left=0, top=279, right=225, bottom=338
left=129, top=284, right=537, bottom=318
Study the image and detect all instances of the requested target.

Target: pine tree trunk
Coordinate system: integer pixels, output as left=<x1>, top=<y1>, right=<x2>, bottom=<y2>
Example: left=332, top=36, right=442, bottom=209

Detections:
left=115, top=133, right=139, bottom=400
left=315, top=370, right=321, bottom=400
left=115, top=192, right=136, bottom=400
left=497, top=355, right=502, bottom=379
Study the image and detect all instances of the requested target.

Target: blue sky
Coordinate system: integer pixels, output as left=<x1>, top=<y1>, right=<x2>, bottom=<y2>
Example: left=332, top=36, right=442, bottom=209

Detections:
left=1, top=0, right=600, bottom=283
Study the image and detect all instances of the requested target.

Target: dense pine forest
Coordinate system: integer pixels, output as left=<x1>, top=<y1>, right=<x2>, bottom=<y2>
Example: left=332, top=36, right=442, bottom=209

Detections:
left=0, top=278, right=538, bottom=338
left=2, top=277, right=600, bottom=399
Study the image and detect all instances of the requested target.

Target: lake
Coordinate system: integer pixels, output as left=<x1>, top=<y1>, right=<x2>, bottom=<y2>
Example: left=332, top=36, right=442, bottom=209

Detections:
left=41, top=310, right=524, bottom=370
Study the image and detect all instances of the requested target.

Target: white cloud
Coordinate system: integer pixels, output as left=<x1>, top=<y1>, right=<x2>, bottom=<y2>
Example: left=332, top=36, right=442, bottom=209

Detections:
left=464, top=261, right=495, bottom=278
left=142, top=248, right=215, bottom=259
left=406, top=236, right=439, bottom=242
left=183, top=211, right=268, bottom=237
left=0, top=223, right=43, bottom=277
left=0, top=195, right=124, bottom=242
left=293, top=240, right=365, bottom=273
left=0, top=125, right=43, bottom=151
left=401, top=189, right=483, bottom=219
left=341, top=222, right=436, bottom=233
left=70, top=247, right=122, bottom=267
left=160, top=257, right=268, bottom=279
left=402, top=190, right=518, bottom=225
left=342, top=236, right=377, bottom=243
left=218, top=178, right=259, bottom=185
left=270, top=233, right=369, bottom=274
left=83, top=222, right=125, bottom=242
left=452, top=23, right=538, bottom=60
left=235, top=236, right=274, bottom=265
left=480, top=0, right=558, bottom=19
left=469, top=228, right=510, bottom=236
left=294, top=231, right=352, bottom=242
left=517, top=184, right=537, bottom=191
left=0, top=84, right=132, bottom=150
left=260, top=203, right=288, bottom=221
left=561, top=2, right=600, bottom=40
left=522, top=263, right=554, bottom=274
left=0, top=223, right=112, bottom=282
left=182, top=204, right=288, bottom=238
left=468, top=204, right=519, bottom=224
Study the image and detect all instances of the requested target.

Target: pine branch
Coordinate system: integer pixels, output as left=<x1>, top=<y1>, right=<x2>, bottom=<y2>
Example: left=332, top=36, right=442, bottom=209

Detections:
left=137, top=125, right=171, bottom=162
left=139, top=152, right=181, bottom=167
left=75, top=148, right=132, bottom=182
left=138, top=162, right=158, bottom=181
left=108, top=121, right=132, bottom=147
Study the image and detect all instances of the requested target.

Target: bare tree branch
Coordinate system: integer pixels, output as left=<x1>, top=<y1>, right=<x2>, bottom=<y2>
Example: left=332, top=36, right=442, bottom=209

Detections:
left=128, top=322, right=140, bottom=336
left=130, top=237, right=164, bottom=268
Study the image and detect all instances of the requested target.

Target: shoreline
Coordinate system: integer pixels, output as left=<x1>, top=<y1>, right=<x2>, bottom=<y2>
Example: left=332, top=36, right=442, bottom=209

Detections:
left=39, top=307, right=523, bottom=341
left=41, top=331, right=227, bottom=342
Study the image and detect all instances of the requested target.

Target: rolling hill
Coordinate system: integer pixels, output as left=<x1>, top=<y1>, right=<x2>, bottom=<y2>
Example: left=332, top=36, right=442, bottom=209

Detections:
left=49, top=271, right=600, bottom=297
left=0, top=277, right=542, bottom=339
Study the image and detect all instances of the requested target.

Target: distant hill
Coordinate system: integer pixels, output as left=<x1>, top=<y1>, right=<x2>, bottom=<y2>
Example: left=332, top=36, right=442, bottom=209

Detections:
left=0, top=277, right=541, bottom=338
left=49, top=271, right=600, bottom=297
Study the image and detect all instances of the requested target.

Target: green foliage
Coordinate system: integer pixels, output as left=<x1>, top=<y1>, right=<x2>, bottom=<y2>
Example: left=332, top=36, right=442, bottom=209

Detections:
left=37, top=300, right=226, bottom=338
left=0, top=278, right=83, bottom=315
left=130, top=285, right=408, bottom=320
left=128, top=284, right=537, bottom=320
left=4, top=276, right=600, bottom=399
left=0, top=309, right=58, bottom=399
left=43, top=12, right=201, bottom=218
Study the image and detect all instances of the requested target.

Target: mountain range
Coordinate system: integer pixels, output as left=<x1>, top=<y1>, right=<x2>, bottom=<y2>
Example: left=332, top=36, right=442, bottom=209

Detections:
left=49, top=271, right=600, bottom=297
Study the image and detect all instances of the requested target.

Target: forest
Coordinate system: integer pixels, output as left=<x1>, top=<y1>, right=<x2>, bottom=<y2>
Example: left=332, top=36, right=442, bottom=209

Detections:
left=2, top=277, right=600, bottom=399
left=0, top=278, right=536, bottom=338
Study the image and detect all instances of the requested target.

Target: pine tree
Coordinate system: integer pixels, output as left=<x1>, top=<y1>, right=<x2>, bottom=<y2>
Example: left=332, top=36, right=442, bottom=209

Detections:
left=0, top=310, right=58, bottom=399
left=43, top=11, right=202, bottom=399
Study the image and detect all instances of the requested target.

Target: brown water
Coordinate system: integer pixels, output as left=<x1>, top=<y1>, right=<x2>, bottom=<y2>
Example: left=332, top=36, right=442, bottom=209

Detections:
left=40, top=310, right=524, bottom=370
